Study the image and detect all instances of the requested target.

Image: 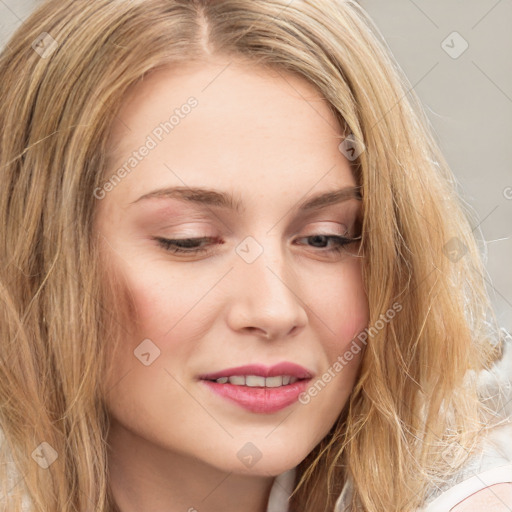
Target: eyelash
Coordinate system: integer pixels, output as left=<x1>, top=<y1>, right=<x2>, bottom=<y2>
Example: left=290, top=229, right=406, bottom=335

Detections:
left=154, top=234, right=361, bottom=255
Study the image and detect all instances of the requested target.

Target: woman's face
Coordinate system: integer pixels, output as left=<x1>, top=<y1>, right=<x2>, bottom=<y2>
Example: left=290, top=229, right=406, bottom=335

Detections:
left=95, top=58, right=369, bottom=476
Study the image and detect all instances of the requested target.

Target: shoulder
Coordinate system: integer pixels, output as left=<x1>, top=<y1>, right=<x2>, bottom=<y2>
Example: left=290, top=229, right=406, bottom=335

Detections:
left=450, top=483, right=512, bottom=511
left=419, top=461, right=512, bottom=511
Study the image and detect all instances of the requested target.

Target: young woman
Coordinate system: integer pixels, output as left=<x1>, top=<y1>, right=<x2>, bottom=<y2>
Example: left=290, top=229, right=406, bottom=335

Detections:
left=0, top=1, right=510, bottom=511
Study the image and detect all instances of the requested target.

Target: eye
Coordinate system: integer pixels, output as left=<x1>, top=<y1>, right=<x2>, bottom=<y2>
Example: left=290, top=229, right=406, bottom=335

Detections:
left=153, top=233, right=361, bottom=257
left=294, top=234, right=361, bottom=254
left=154, top=236, right=219, bottom=254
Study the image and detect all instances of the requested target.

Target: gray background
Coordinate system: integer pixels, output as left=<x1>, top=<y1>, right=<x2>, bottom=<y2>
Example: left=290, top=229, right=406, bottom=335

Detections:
left=1, top=0, right=511, bottom=331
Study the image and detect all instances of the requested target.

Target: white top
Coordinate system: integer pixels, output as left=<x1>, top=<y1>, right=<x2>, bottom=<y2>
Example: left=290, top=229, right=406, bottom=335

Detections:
left=267, top=332, right=512, bottom=512
left=266, top=466, right=297, bottom=512
left=420, top=464, right=512, bottom=511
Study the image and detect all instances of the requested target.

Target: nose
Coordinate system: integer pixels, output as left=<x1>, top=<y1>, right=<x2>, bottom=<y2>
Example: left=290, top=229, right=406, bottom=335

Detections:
left=225, top=239, right=308, bottom=341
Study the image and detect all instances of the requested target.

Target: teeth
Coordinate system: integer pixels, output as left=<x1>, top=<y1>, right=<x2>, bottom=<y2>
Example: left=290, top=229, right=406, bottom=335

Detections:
left=228, top=375, right=246, bottom=385
left=245, top=375, right=266, bottom=387
left=265, top=376, right=283, bottom=388
left=214, top=375, right=299, bottom=387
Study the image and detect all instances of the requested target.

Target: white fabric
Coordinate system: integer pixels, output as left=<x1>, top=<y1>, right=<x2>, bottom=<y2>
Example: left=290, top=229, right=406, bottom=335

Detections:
left=266, top=467, right=296, bottom=512
left=420, top=464, right=512, bottom=511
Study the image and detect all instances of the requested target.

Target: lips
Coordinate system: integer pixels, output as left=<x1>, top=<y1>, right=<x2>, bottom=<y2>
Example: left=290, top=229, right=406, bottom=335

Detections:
left=198, top=362, right=313, bottom=414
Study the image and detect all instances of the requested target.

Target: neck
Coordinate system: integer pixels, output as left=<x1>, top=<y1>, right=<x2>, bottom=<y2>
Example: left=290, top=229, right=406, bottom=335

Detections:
left=107, top=420, right=275, bottom=512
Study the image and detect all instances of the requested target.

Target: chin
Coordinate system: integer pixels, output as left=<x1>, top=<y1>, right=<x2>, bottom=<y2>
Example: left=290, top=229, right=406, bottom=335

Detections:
left=207, top=433, right=316, bottom=477
left=222, top=455, right=301, bottom=478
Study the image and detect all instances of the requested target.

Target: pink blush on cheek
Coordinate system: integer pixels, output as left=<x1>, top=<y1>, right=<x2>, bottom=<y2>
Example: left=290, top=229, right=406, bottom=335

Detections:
left=121, top=273, right=215, bottom=354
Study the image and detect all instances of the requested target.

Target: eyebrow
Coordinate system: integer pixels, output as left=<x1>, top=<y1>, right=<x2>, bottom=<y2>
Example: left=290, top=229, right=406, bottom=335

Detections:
left=129, top=185, right=362, bottom=213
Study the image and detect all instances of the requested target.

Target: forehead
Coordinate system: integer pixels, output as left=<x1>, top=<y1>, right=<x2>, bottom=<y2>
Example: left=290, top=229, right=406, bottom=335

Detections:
left=104, top=58, right=356, bottom=208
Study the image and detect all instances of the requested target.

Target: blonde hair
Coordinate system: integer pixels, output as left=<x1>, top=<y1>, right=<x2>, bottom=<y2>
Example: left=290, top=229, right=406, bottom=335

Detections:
left=0, top=0, right=503, bottom=510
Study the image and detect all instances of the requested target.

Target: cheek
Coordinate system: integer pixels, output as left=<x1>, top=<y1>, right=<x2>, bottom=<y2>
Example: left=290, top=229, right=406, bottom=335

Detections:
left=305, top=257, right=369, bottom=353
left=296, top=259, right=368, bottom=414
left=102, top=265, right=212, bottom=440
left=117, top=258, right=216, bottom=343
left=101, top=257, right=209, bottom=400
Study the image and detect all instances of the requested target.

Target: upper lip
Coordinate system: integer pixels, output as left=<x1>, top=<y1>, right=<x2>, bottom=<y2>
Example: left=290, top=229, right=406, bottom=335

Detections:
left=199, top=362, right=313, bottom=381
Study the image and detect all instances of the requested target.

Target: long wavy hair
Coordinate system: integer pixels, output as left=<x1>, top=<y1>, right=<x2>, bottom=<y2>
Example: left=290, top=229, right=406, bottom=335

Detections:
left=0, top=0, right=503, bottom=510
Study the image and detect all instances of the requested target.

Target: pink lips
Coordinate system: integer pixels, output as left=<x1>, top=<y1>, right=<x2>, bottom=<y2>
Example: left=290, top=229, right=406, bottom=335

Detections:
left=199, top=362, right=313, bottom=414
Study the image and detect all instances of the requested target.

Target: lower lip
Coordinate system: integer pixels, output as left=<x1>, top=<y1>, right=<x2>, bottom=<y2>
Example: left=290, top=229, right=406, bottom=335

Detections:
left=201, top=379, right=310, bottom=414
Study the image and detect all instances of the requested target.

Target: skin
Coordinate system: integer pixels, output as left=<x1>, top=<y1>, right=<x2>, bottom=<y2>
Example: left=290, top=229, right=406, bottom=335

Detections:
left=95, top=57, right=369, bottom=512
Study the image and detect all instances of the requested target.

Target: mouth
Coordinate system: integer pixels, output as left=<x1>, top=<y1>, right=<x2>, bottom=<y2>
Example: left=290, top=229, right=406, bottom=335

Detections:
left=198, top=363, right=313, bottom=414
left=204, top=374, right=304, bottom=387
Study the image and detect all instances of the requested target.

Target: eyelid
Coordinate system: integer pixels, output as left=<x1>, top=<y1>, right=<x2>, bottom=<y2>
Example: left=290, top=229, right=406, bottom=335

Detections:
left=156, top=222, right=354, bottom=239
left=305, top=220, right=349, bottom=231
left=154, top=217, right=359, bottom=239
left=301, top=221, right=358, bottom=237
